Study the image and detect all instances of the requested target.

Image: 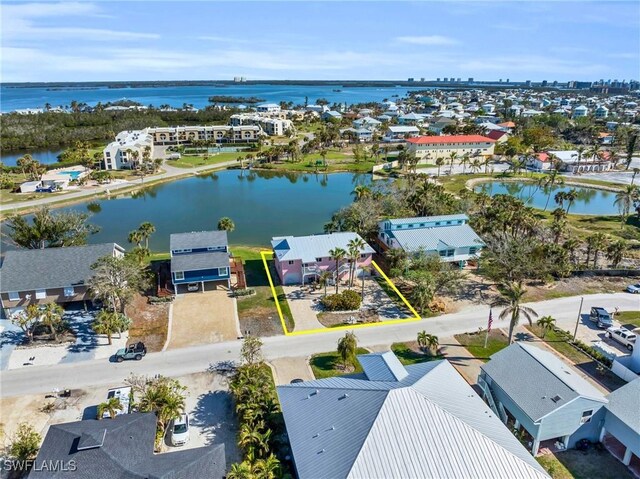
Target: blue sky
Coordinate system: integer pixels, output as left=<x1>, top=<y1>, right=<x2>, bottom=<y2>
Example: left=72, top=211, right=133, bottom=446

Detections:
left=2, top=1, right=638, bottom=82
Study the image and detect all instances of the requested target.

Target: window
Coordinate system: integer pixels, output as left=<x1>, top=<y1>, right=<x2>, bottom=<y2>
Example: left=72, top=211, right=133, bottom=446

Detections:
left=8, top=291, right=20, bottom=301
left=35, top=289, right=47, bottom=299
left=419, top=223, right=425, bottom=227
left=288, top=261, right=295, bottom=265
left=580, top=410, right=593, bottom=424
left=64, top=287, right=75, bottom=297
left=315, top=258, right=322, bottom=262
left=435, top=222, right=441, bottom=226
left=174, top=271, right=184, bottom=280
left=360, top=253, right=367, bottom=258
left=469, top=247, right=478, bottom=255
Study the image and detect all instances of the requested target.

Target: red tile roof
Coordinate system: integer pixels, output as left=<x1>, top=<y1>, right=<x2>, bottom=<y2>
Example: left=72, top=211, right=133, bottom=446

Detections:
left=498, top=121, right=516, bottom=128
left=406, top=135, right=496, bottom=145
left=486, top=130, right=508, bottom=140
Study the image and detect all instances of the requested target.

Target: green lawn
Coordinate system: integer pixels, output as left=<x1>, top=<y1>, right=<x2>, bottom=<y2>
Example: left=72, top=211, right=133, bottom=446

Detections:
left=310, top=347, right=370, bottom=379
left=454, top=330, right=509, bottom=362
left=527, top=325, right=593, bottom=364
left=170, top=152, right=249, bottom=168
left=616, top=310, right=640, bottom=328
left=391, top=342, right=443, bottom=365
left=537, top=449, right=633, bottom=479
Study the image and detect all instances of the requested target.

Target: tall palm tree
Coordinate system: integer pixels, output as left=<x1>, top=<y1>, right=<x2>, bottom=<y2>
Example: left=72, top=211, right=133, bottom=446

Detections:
left=351, top=185, right=371, bottom=200
left=587, top=233, right=609, bottom=268
left=329, top=247, right=347, bottom=293
left=97, top=397, right=123, bottom=419
left=448, top=152, right=458, bottom=173
left=319, top=271, right=332, bottom=296
left=542, top=169, right=564, bottom=211
left=217, top=216, right=236, bottom=232
left=564, top=188, right=578, bottom=214
left=347, top=237, right=366, bottom=287
left=128, top=229, right=144, bottom=248
left=496, top=281, right=538, bottom=344
left=460, top=153, right=470, bottom=174
left=536, top=316, right=556, bottom=339
left=40, top=303, right=64, bottom=340
left=138, top=222, right=156, bottom=249
left=435, top=157, right=445, bottom=177
left=606, top=240, right=628, bottom=267
left=631, top=167, right=640, bottom=185
left=614, top=185, right=639, bottom=228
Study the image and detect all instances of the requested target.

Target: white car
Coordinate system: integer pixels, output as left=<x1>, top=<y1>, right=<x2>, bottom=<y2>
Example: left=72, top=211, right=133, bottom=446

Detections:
left=607, top=327, right=636, bottom=351
left=170, top=414, right=190, bottom=446
left=626, top=283, right=640, bottom=294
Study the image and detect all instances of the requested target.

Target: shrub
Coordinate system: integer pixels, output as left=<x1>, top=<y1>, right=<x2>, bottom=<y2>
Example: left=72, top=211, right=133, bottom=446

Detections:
left=231, top=288, right=255, bottom=297
left=321, top=290, right=362, bottom=311
left=148, top=296, right=174, bottom=304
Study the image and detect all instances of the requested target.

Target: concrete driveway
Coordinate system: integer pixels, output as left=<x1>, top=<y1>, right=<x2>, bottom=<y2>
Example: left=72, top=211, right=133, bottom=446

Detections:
left=269, top=357, right=314, bottom=384
left=573, top=312, right=638, bottom=357
left=166, top=291, right=240, bottom=350
left=282, top=286, right=325, bottom=332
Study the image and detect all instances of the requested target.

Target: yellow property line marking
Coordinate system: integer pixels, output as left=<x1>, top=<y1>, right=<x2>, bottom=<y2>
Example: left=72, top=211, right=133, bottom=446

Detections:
left=260, top=251, right=421, bottom=336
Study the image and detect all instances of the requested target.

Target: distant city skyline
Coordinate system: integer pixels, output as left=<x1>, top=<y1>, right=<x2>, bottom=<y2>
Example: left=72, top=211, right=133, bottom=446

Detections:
left=1, top=1, right=639, bottom=83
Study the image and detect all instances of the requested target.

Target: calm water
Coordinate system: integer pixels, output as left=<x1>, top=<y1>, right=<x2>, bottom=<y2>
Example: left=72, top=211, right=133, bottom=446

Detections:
left=2, top=171, right=373, bottom=251
left=474, top=181, right=619, bottom=215
left=1, top=149, right=64, bottom=167
left=1, top=83, right=426, bottom=112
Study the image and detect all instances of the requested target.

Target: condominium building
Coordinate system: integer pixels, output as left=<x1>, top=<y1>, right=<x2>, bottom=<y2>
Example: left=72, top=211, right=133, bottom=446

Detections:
left=146, top=125, right=262, bottom=145
left=406, top=134, right=496, bottom=160
left=103, top=130, right=154, bottom=170
left=229, top=114, right=294, bottom=136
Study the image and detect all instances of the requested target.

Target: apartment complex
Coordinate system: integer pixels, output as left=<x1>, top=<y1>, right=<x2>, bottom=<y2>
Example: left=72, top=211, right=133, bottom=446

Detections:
left=147, top=125, right=262, bottom=145
left=229, top=114, right=293, bottom=136
left=406, top=134, right=496, bottom=160
left=103, top=130, right=154, bottom=170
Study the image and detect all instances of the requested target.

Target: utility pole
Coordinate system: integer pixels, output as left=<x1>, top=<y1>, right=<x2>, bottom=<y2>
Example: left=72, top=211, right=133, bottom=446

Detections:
left=573, top=297, right=584, bottom=341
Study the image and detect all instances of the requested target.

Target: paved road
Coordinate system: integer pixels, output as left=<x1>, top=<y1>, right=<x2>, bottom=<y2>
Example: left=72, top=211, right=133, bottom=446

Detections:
left=0, top=159, right=240, bottom=214
left=1, top=293, right=636, bottom=398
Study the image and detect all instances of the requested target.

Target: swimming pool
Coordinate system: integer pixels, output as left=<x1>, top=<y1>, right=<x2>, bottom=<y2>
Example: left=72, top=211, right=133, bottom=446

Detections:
left=56, top=171, right=82, bottom=180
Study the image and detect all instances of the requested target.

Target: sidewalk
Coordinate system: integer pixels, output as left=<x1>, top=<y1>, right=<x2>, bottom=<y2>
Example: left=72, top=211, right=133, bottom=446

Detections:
left=440, top=335, right=485, bottom=387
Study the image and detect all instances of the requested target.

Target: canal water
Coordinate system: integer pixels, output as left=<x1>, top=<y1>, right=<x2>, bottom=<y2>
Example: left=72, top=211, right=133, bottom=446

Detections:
left=2, top=171, right=375, bottom=251
left=1, top=149, right=64, bottom=167
left=474, top=181, right=619, bottom=215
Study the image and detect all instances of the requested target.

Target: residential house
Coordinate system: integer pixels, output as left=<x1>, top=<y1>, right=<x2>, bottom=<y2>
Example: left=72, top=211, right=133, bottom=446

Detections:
left=600, top=378, right=640, bottom=473
left=277, top=351, right=550, bottom=479
left=406, top=134, right=496, bottom=160
left=341, top=128, right=373, bottom=143
left=271, top=232, right=374, bottom=286
left=256, top=103, right=281, bottom=113
left=479, top=342, right=608, bottom=455
left=322, top=110, right=343, bottom=122
left=573, top=105, right=589, bottom=118
left=170, top=231, right=231, bottom=293
left=397, top=112, right=426, bottom=126
left=428, top=116, right=457, bottom=134
left=352, top=116, right=381, bottom=131
left=0, top=243, right=124, bottom=318
left=547, top=150, right=612, bottom=173
left=486, top=129, right=509, bottom=144
left=525, top=152, right=555, bottom=172
left=595, top=105, right=610, bottom=119
left=383, top=125, right=420, bottom=142
left=29, top=413, right=226, bottom=479
left=377, top=214, right=484, bottom=267
left=103, top=130, right=154, bottom=170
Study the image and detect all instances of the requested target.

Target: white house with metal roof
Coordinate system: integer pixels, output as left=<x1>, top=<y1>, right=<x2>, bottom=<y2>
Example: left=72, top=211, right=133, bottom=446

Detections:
left=479, top=342, right=608, bottom=455
left=278, top=351, right=550, bottom=479
left=377, top=214, right=484, bottom=267
left=600, top=378, right=640, bottom=472
left=271, top=232, right=374, bottom=286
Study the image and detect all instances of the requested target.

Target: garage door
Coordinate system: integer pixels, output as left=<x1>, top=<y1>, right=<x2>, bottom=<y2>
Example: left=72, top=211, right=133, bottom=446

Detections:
left=284, top=272, right=301, bottom=285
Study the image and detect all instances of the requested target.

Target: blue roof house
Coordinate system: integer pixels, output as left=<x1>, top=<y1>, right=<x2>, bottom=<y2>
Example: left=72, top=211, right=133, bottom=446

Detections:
left=600, top=378, right=640, bottom=472
left=170, top=231, right=231, bottom=293
left=377, top=214, right=484, bottom=267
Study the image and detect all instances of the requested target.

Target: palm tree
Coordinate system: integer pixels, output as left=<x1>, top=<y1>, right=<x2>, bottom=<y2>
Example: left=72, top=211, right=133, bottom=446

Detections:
left=217, top=216, right=235, bottom=232
left=227, top=461, right=254, bottom=479
left=347, top=237, right=366, bottom=288
left=319, top=271, right=332, bottom=296
left=631, top=168, right=640, bottom=185
left=255, top=454, right=281, bottom=479
left=417, top=331, right=439, bottom=354
left=138, top=222, right=156, bottom=249
left=614, top=185, right=639, bottom=228
left=460, top=153, right=470, bottom=174
left=542, top=169, right=564, bottom=211
left=496, top=281, right=538, bottom=344
left=448, top=152, right=458, bottom=173
left=351, top=185, right=371, bottom=200
left=587, top=232, right=609, bottom=268
left=128, top=229, right=144, bottom=248
left=97, top=397, right=123, bottom=419
left=337, top=331, right=358, bottom=370
left=329, top=247, right=347, bottom=293
left=606, top=240, right=628, bottom=267
left=435, top=157, right=445, bottom=177
left=93, top=310, right=131, bottom=345
left=40, top=303, right=64, bottom=340
left=564, top=188, right=578, bottom=214
left=536, top=316, right=556, bottom=339
left=410, top=277, right=434, bottom=315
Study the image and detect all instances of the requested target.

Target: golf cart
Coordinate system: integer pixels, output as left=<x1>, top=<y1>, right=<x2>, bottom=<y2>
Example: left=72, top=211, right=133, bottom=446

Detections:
left=114, top=342, right=147, bottom=362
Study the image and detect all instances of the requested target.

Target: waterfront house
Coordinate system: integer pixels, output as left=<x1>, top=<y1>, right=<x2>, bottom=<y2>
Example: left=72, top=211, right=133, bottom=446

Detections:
left=406, top=134, right=496, bottom=160
left=256, top=103, right=281, bottom=113
left=170, top=231, right=231, bottom=293
left=525, top=152, right=554, bottom=172
left=0, top=243, right=125, bottom=318
left=479, top=342, right=608, bottom=455
left=547, top=150, right=612, bottom=173
left=29, top=413, right=226, bottom=479
left=377, top=214, right=484, bottom=267
left=271, top=232, right=374, bottom=286
left=277, top=351, right=550, bottom=479
left=600, top=378, right=640, bottom=473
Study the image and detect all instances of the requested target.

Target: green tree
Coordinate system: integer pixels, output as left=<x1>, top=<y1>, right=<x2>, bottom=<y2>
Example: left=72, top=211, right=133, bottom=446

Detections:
left=89, top=255, right=149, bottom=313
left=217, top=216, right=236, bottom=232
left=495, top=281, right=538, bottom=344
left=138, top=222, right=156, bottom=249
left=93, top=310, right=132, bottom=345
left=11, top=304, right=42, bottom=343
left=128, top=229, right=144, bottom=248
left=97, top=396, right=123, bottom=419
left=39, top=303, right=64, bottom=341
left=417, top=331, right=439, bottom=354
left=240, top=335, right=263, bottom=365
left=536, top=315, right=556, bottom=339
left=9, top=423, right=41, bottom=470
left=410, top=277, right=435, bottom=315
left=329, top=247, right=347, bottom=294
left=614, top=185, right=639, bottom=228
left=347, top=237, right=366, bottom=288
left=6, top=206, right=98, bottom=249
left=606, top=240, right=628, bottom=268
left=337, top=331, right=358, bottom=370
left=435, top=157, right=445, bottom=177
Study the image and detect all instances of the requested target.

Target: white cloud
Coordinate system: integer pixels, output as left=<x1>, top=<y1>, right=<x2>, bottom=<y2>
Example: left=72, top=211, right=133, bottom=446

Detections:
left=395, top=35, right=459, bottom=46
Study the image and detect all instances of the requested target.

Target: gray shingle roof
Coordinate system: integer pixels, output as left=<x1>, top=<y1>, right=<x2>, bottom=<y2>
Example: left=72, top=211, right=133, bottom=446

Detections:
left=278, top=354, right=549, bottom=479
left=170, top=231, right=228, bottom=251
left=271, top=233, right=374, bottom=264
left=606, top=377, right=640, bottom=434
left=29, top=412, right=226, bottom=479
left=391, top=224, right=484, bottom=252
left=0, top=243, right=122, bottom=293
left=481, top=343, right=607, bottom=422
left=171, top=251, right=230, bottom=273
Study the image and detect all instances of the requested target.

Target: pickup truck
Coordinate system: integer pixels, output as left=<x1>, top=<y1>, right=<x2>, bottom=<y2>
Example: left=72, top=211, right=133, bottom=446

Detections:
left=606, top=327, right=636, bottom=351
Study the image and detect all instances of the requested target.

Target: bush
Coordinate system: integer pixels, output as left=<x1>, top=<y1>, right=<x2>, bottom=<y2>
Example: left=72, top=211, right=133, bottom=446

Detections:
left=148, top=296, right=174, bottom=304
left=321, top=290, right=362, bottom=311
left=231, top=288, right=255, bottom=297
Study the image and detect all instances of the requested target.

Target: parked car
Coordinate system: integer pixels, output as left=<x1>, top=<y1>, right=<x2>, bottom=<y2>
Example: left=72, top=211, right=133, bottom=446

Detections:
left=589, top=307, right=613, bottom=329
left=170, top=414, right=190, bottom=446
left=187, top=282, right=200, bottom=292
left=114, top=342, right=147, bottom=362
left=607, top=327, right=636, bottom=351
left=626, top=283, right=640, bottom=294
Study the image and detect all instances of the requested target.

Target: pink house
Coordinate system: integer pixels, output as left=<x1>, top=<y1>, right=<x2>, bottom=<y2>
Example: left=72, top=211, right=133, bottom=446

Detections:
left=271, top=232, right=375, bottom=285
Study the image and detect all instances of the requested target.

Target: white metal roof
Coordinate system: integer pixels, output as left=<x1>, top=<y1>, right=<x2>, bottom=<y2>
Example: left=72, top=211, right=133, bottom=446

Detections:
left=271, top=233, right=374, bottom=263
